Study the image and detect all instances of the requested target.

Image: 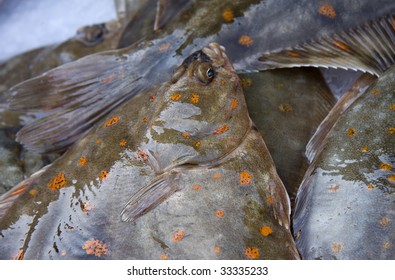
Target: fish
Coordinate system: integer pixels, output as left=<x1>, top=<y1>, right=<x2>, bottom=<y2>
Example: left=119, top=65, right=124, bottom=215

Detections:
left=293, top=65, right=395, bottom=259
left=7, top=0, right=395, bottom=154
left=0, top=43, right=298, bottom=260
left=0, top=19, right=123, bottom=129
left=240, top=68, right=336, bottom=207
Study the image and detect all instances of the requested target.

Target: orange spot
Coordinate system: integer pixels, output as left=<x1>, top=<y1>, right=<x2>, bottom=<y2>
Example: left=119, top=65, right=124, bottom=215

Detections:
left=240, top=171, right=253, bottom=185
left=29, top=189, right=37, bottom=196
left=388, top=127, right=395, bottom=134
left=390, top=104, right=395, bottom=110
left=95, top=139, right=101, bottom=145
left=328, top=183, right=340, bottom=193
left=216, top=209, right=225, bottom=218
left=238, top=35, right=253, bottom=47
left=214, top=246, right=221, bottom=254
left=331, top=242, right=343, bottom=253
left=379, top=217, right=389, bottom=226
left=194, top=141, right=201, bottom=148
left=143, top=117, right=148, bottom=123
left=99, top=170, right=109, bottom=181
left=230, top=98, right=239, bottom=110
left=192, top=184, right=202, bottom=190
left=361, top=146, right=369, bottom=152
left=159, top=254, right=169, bottom=260
left=149, top=94, right=156, bottom=102
left=380, top=163, right=392, bottom=171
left=119, top=139, right=127, bottom=147
left=104, top=116, right=120, bottom=127
left=190, top=93, right=199, bottom=104
left=332, top=40, right=350, bottom=51
left=213, top=173, right=222, bottom=179
left=172, top=229, right=185, bottom=242
left=371, top=89, right=380, bottom=95
left=318, top=4, right=336, bottom=18
left=347, top=128, right=356, bottom=137
left=82, top=239, right=108, bottom=257
left=12, top=249, right=24, bottom=260
left=287, top=51, right=301, bottom=57
left=367, top=184, right=375, bottom=190
left=10, top=183, right=28, bottom=196
left=170, top=93, right=182, bottom=101
left=136, top=150, right=149, bottom=161
left=260, top=226, right=273, bottom=237
left=48, top=173, right=67, bottom=191
left=222, top=8, right=234, bottom=22
left=78, top=157, right=88, bottom=166
left=182, top=132, right=191, bottom=139
left=278, top=103, right=293, bottom=112
left=159, top=42, right=171, bottom=52
left=388, top=174, right=395, bottom=184
left=245, top=247, right=259, bottom=259
left=221, top=79, right=226, bottom=85
left=241, top=78, right=252, bottom=87
left=214, top=124, right=229, bottom=135
left=266, top=197, right=273, bottom=204
left=81, top=201, right=94, bottom=213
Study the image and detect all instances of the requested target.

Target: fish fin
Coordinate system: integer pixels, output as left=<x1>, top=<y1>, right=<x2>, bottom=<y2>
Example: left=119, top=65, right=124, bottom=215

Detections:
left=154, top=0, right=194, bottom=31
left=7, top=36, right=179, bottom=153
left=305, top=73, right=376, bottom=163
left=120, top=172, right=180, bottom=222
left=259, top=15, right=395, bottom=76
left=268, top=178, right=291, bottom=230
left=0, top=164, right=51, bottom=221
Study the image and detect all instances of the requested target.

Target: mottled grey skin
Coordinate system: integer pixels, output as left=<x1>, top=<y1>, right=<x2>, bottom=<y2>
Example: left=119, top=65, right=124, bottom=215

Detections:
left=0, top=22, right=121, bottom=193
left=8, top=0, right=395, bottom=153
left=0, top=44, right=298, bottom=260
left=293, top=66, right=395, bottom=259
left=0, top=20, right=123, bottom=134
left=241, top=68, right=336, bottom=207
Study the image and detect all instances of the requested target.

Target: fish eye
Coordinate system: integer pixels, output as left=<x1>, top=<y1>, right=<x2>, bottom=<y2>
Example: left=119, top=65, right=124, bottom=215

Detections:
left=207, top=68, right=214, bottom=79
left=196, top=63, right=214, bottom=84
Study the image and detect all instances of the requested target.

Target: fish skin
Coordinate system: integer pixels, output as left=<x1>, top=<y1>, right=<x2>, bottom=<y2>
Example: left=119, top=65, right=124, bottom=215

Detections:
left=0, top=20, right=123, bottom=130
left=293, top=66, right=395, bottom=259
left=240, top=68, right=336, bottom=208
left=0, top=43, right=297, bottom=259
left=8, top=0, right=395, bottom=153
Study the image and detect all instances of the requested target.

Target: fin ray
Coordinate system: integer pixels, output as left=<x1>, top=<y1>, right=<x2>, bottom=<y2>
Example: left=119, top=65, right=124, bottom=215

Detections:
left=259, top=15, right=395, bottom=76
left=121, top=172, right=180, bottom=222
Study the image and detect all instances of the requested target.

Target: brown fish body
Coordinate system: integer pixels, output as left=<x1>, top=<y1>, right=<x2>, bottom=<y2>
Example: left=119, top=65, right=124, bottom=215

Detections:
left=0, top=43, right=297, bottom=259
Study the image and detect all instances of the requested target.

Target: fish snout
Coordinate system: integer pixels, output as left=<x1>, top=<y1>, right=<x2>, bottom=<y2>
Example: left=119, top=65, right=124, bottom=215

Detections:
left=203, top=43, right=234, bottom=71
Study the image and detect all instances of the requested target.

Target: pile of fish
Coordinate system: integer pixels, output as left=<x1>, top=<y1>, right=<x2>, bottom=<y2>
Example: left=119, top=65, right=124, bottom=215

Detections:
left=0, top=0, right=394, bottom=259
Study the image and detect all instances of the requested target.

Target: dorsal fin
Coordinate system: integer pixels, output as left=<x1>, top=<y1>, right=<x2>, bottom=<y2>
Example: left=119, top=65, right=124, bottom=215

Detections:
left=7, top=34, right=182, bottom=153
left=259, top=15, right=395, bottom=76
left=305, top=73, right=377, bottom=163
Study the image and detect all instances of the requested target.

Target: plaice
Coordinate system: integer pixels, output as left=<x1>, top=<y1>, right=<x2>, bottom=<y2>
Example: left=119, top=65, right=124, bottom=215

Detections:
left=5, top=0, right=395, bottom=154
left=0, top=43, right=298, bottom=260
left=293, top=66, right=395, bottom=259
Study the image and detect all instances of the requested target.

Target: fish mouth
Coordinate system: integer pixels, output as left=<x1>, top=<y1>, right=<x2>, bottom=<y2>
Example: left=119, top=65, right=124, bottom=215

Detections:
left=202, top=42, right=234, bottom=71
left=180, top=43, right=234, bottom=71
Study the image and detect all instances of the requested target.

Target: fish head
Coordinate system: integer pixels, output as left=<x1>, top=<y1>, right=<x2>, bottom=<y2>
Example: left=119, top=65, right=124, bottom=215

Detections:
left=147, top=43, right=252, bottom=169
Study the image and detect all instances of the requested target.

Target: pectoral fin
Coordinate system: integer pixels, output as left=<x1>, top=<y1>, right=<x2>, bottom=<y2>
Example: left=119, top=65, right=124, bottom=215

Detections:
left=121, top=172, right=180, bottom=222
left=259, top=15, right=395, bottom=76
